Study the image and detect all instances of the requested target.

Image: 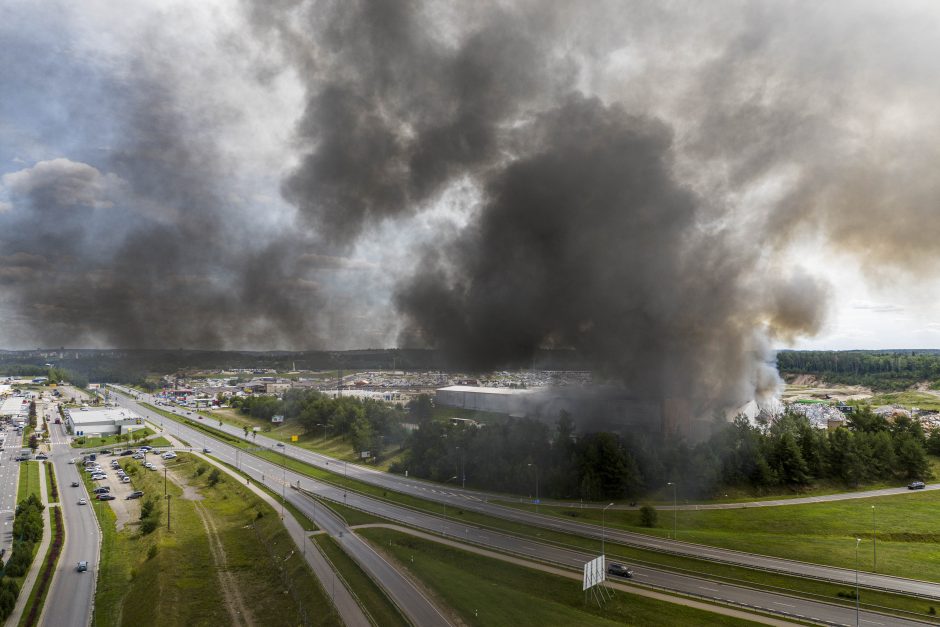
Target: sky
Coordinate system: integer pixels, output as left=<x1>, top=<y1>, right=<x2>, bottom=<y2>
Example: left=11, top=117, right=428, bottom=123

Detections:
left=3, top=0, right=940, bottom=360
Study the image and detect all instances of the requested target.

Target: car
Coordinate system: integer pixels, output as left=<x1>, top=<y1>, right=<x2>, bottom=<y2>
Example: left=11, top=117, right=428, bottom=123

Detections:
left=132, top=453, right=144, bottom=460
left=202, top=447, right=211, bottom=454
left=71, top=481, right=80, bottom=487
left=91, top=475, right=106, bottom=481
left=275, top=443, right=285, bottom=448
left=607, top=563, right=634, bottom=579
left=120, top=450, right=133, bottom=456
left=121, top=477, right=131, bottom=483
left=92, top=487, right=110, bottom=494
left=101, top=449, right=112, bottom=455
left=162, top=452, right=176, bottom=459
left=78, top=498, right=87, bottom=505
left=126, top=491, right=144, bottom=499
left=98, top=494, right=115, bottom=501
left=68, top=458, right=75, bottom=464
left=139, top=446, right=153, bottom=451
left=35, top=453, right=47, bottom=460
left=908, top=481, right=926, bottom=490
left=77, top=561, right=88, bottom=572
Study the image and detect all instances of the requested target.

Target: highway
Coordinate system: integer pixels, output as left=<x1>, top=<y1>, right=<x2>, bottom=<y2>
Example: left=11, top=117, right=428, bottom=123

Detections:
left=41, top=396, right=100, bottom=627
left=111, top=387, right=940, bottom=603
left=116, top=391, right=934, bottom=627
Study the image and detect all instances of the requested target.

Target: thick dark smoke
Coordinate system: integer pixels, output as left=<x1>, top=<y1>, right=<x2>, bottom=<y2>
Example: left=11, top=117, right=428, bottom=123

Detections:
left=5, top=0, right=940, bottom=420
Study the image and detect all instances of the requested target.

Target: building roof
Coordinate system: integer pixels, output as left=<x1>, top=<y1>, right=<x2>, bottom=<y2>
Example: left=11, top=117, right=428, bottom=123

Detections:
left=67, top=407, right=138, bottom=425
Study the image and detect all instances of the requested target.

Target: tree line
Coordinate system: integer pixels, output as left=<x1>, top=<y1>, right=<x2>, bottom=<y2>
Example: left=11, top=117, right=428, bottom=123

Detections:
left=390, top=405, right=934, bottom=500
left=777, top=350, right=940, bottom=391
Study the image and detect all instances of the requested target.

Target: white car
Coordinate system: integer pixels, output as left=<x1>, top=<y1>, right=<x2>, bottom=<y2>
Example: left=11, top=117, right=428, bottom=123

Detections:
left=121, top=477, right=131, bottom=483
left=162, top=452, right=176, bottom=460
left=68, top=458, right=76, bottom=464
left=78, top=498, right=87, bottom=505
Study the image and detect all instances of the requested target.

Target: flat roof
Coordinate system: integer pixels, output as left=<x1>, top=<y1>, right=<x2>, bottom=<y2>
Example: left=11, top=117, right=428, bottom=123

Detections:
left=0, top=397, right=28, bottom=415
left=436, top=385, right=535, bottom=396
left=67, top=407, right=138, bottom=425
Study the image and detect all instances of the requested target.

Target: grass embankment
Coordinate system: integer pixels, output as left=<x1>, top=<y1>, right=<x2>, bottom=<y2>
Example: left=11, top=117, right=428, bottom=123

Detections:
left=146, top=403, right=940, bottom=620
left=505, top=490, right=940, bottom=584
left=314, top=534, right=409, bottom=627
left=214, top=459, right=318, bottom=531
left=71, top=428, right=154, bottom=449
left=17, top=462, right=41, bottom=502
left=88, top=452, right=339, bottom=626
left=19, top=505, right=63, bottom=627
left=359, top=527, right=755, bottom=627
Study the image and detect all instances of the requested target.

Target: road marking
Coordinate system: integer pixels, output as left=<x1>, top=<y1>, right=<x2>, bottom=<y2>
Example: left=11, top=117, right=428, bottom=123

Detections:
left=698, top=586, right=719, bottom=592
left=772, top=602, right=795, bottom=608
left=860, top=621, right=884, bottom=626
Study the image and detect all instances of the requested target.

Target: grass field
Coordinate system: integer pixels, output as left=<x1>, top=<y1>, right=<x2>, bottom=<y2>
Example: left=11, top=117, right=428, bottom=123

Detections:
left=359, top=527, right=757, bottom=627
left=17, top=462, right=40, bottom=502
left=503, top=489, right=940, bottom=584
left=71, top=429, right=154, bottom=449
left=89, top=452, right=339, bottom=627
left=313, top=534, right=409, bottom=627
left=868, top=391, right=940, bottom=411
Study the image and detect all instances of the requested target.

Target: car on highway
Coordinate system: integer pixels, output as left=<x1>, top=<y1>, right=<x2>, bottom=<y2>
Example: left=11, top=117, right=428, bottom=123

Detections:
left=78, top=498, right=87, bottom=505
left=35, top=453, right=48, bottom=460
left=275, top=443, right=285, bottom=448
left=68, top=458, right=75, bottom=464
left=607, top=563, right=634, bottom=579
left=77, top=561, right=88, bottom=572
left=202, top=447, right=211, bottom=454
left=71, top=481, right=80, bottom=487
left=908, top=481, right=927, bottom=490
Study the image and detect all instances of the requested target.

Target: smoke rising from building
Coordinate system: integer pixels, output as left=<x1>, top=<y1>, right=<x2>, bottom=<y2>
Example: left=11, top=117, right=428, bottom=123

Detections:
left=2, top=1, right=940, bottom=420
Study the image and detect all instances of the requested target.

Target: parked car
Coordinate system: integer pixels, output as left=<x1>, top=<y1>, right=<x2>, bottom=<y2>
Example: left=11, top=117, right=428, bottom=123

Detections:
left=91, top=475, right=106, bottom=481
left=120, top=450, right=134, bottom=456
left=35, top=453, right=47, bottom=460
left=607, top=563, right=634, bottom=579
left=77, top=561, right=88, bottom=572
left=132, top=453, right=144, bottom=460
left=162, top=452, right=177, bottom=460
left=98, top=494, right=116, bottom=501
left=78, top=498, right=87, bottom=505
left=126, top=491, right=144, bottom=500
left=908, top=481, right=926, bottom=490
left=121, top=477, right=131, bottom=483
left=92, top=487, right=110, bottom=494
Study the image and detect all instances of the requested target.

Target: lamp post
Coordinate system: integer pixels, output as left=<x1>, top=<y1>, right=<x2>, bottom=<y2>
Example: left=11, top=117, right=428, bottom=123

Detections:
left=871, top=505, right=876, bottom=573
left=442, top=475, right=457, bottom=537
left=855, top=537, right=861, bottom=627
left=667, top=481, right=678, bottom=540
left=527, top=463, right=540, bottom=514
left=602, top=502, right=614, bottom=556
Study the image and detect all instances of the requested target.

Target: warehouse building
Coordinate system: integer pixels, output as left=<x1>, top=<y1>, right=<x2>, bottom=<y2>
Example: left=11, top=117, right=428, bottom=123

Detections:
left=64, top=407, right=145, bottom=437
left=435, top=385, right=535, bottom=416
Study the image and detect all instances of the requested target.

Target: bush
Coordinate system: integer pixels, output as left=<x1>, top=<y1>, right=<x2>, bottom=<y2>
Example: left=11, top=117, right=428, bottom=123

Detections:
left=207, top=469, right=221, bottom=487
left=147, top=544, right=158, bottom=560
left=639, top=505, right=658, bottom=528
left=195, top=465, right=208, bottom=477
left=140, top=517, right=159, bottom=535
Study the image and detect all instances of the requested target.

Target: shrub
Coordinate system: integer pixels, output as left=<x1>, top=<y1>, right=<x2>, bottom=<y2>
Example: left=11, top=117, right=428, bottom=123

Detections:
left=207, top=469, right=221, bottom=487
left=195, top=465, right=208, bottom=477
left=140, top=517, right=159, bottom=535
left=147, top=544, right=158, bottom=560
left=639, top=505, right=658, bottom=528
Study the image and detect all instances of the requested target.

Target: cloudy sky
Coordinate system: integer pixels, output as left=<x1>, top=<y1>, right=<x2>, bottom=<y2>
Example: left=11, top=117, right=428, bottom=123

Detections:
left=3, top=0, right=940, bottom=363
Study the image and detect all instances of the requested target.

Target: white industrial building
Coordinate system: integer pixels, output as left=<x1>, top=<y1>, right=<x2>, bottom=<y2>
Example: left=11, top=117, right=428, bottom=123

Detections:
left=435, top=385, right=535, bottom=416
left=65, top=407, right=145, bottom=436
left=0, top=396, right=29, bottom=420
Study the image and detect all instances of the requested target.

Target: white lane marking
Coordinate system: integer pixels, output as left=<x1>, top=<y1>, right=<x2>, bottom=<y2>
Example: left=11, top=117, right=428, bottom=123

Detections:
left=772, top=602, right=795, bottom=608
left=698, top=586, right=719, bottom=592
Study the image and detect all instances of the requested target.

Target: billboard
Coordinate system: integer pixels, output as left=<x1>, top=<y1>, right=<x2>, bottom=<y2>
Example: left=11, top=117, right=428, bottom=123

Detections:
left=582, top=555, right=606, bottom=591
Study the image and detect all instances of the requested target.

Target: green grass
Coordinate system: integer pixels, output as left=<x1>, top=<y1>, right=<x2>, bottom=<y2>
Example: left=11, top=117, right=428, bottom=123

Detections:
left=90, top=453, right=339, bottom=627
left=214, top=459, right=318, bottom=532
left=18, top=506, right=63, bottom=627
left=17, top=462, right=41, bottom=502
left=319, top=498, right=390, bottom=527
left=313, top=534, right=409, bottom=627
left=359, top=527, right=757, bottom=627
left=868, top=391, right=940, bottom=411
left=502, top=490, right=940, bottom=584
left=146, top=436, right=172, bottom=448
left=71, top=428, right=154, bottom=449
left=142, top=399, right=940, bottom=620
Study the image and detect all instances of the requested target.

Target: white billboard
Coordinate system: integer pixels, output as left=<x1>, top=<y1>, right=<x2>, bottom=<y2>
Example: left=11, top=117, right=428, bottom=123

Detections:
left=582, top=555, right=606, bottom=591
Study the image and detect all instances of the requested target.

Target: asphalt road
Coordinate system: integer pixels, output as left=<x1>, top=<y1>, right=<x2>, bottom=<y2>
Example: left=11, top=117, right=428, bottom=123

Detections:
left=0, top=421, right=23, bottom=558
left=117, top=393, right=932, bottom=627
left=42, top=399, right=100, bottom=627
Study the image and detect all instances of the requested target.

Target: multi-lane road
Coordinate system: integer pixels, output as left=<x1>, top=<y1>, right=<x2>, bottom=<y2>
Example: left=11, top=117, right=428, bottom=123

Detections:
left=113, top=389, right=938, bottom=626
left=40, top=395, right=100, bottom=627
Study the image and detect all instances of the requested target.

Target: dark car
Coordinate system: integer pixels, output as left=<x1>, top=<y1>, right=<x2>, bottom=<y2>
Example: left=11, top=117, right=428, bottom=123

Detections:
left=92, top=487, right=111, bottom=494
left=120, top=450, right=134, bottom=456
left=908, top=481, right=926, bottom=490
left=77, top=561, right=88, bottom=572
left=101, top=449, right=112, bottom=455
left=71, top=481, right=80, bottom=488
left=98, top=494, right=116, bottom=501
left=607, top=563, right=634, bottom=579
left=126, top=491, right=144, bottom=500
left=35, top=453, right=48, bottom=460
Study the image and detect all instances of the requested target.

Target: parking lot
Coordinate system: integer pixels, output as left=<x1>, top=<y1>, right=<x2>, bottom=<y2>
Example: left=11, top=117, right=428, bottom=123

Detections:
left=78, top=448, right=175, bottom=530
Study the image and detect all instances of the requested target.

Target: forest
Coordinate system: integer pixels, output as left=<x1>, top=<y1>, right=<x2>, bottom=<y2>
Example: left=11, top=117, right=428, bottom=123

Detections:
left=777, top=350, right=940, bottom=391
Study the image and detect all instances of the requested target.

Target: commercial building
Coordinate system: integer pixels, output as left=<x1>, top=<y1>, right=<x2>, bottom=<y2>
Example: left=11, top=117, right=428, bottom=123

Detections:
left=435, top=385, right=535, bottom=416
left=64, top=407, right=145, bottom=437
left=0, top=396, right=29, bottom=420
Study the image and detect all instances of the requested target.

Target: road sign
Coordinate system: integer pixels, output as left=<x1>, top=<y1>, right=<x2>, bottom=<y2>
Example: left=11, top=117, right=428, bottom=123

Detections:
left=582, top=555, right=606, bottom=591
left=291, top=435, right=298, bottom=442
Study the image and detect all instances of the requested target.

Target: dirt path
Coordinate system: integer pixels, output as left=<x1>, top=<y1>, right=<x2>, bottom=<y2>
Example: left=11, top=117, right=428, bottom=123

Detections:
left=193, top=500, right=255, bottom=627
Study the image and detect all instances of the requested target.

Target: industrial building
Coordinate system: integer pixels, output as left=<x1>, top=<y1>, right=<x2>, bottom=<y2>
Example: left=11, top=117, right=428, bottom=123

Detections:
left=0, top=396, right=29, bottom=421
left=64, top=407, right=144, bottom=437
left=435, top=385, right=535, bottom=416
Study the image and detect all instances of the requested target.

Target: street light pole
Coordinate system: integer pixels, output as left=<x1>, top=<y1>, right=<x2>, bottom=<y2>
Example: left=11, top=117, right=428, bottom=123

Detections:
left=871, top=505, right=876, bottom=573
left=602, top=502, right=614, bottom=556
left=855, top=537, right=861, bottom=627
left=527, top=463, right=540, bottom=514
left=667, top=481, right=677, bottom=540
left=442, top=475, right=457, bottom=537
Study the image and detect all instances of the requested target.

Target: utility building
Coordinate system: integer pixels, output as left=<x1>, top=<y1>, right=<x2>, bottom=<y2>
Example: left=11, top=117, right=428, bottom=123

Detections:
left=64, top=407, right=144, bottom=437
